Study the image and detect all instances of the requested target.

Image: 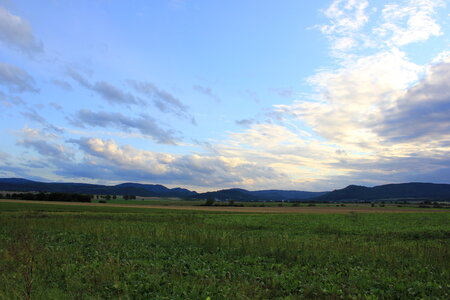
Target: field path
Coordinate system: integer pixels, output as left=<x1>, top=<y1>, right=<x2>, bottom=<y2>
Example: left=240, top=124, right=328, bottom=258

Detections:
left=1, top=199, right=448, bottom=214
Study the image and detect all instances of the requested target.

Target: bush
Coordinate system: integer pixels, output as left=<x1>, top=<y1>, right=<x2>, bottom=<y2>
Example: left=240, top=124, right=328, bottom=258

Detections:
left=205, top=198, right=215, bottom=206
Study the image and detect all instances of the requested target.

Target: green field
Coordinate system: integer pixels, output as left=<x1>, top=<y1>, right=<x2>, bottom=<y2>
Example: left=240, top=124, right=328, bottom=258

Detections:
left=94, top=197, right=446, bottom=209
left=0, top=201, right=449, bottom=299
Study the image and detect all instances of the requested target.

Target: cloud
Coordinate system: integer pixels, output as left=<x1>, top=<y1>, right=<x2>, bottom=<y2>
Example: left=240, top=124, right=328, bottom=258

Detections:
left=0, top=6, right=43, bottom=55
left=18, top=139, right=68, bottom=160
left=92, top=81, right=141, bottom=106
left=0, top=150, right=10, bottom=160
left=21, top=109, right=64, bottom=133
left=62, top=137, right=285, bottom=187
left=193, top=84, right=220, bottom=102
left=272, top=87, right=293, bottom=98
left=327, top=154, right=450, bottom=187
left=0, top=89, right=24, bottom=106
left=71, top=109, right=178, bottom=144
left=49, top=102, right=62, bottom=111
left=52, top=79, right=72, bottom=90
left=129, top=80, right=195, bottom=124
left=0, top=62, right=38, bottom=93
left=318, top=0, right=444, bottom=57
left=317, top=0, right=369, bottom=55
left=66, top=68, right=91, bottom=87
left=67, top=69, right=144, bottom=106
left=320, top=0, right=369, bottom=34
left=275, top=49, right=422, bottom=148
left=16, top=128, right=71, bottom=161
left=373, top=0, right=444, bottom=47
left=377, top=59, right=450, bottom=142
left=235, top=119, right=254, bottom=127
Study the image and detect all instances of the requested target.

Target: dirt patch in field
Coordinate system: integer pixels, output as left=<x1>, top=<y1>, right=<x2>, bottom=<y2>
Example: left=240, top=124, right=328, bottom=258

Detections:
left=1, top=199, right=447, bottom=214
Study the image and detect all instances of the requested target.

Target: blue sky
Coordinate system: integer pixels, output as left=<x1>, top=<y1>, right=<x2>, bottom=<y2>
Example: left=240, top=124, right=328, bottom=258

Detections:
left=1, top=0, right=450, bottom=192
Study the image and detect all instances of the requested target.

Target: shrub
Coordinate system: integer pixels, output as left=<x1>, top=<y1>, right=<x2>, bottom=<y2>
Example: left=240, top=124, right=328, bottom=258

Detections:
left=205, top=198, right=215, bottom=206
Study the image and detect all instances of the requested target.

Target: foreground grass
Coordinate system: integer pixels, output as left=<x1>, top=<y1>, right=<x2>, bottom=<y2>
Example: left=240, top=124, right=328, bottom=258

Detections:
left=0, top=202, right=449, bottom=299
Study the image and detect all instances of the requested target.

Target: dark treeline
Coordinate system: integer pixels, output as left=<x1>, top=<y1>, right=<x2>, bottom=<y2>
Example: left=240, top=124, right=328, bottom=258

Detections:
left=1, top=192, right=92, bottom=203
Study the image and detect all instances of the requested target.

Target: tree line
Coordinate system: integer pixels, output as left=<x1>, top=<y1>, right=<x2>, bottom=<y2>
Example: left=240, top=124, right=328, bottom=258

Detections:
left=1, top=192, right=92, bottom=203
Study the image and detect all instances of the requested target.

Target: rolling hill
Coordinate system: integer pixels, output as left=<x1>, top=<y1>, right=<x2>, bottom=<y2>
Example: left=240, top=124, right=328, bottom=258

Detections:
left=0, top=178, right=196, bottom=197
left=315, top=183, right=450, bottom=201
left=1, top=178, right=450, bottom=202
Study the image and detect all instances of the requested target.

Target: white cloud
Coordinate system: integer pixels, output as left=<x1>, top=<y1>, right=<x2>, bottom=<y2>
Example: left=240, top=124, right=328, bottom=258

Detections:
left=63, top=138, right=286, bottom=188
left=373, top=0, right=444, bottom=47
left=318, top=0, right=369, bottom=56
left=275, top=49, right=422, bottom=149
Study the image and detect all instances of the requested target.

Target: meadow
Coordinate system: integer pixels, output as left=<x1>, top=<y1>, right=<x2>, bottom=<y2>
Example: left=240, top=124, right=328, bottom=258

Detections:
left=0, top=201, right=449, bottom=299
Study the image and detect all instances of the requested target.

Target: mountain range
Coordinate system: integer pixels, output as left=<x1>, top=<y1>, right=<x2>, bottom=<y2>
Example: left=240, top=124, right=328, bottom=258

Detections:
left=0, top=178, right=195, bottom=198
left=1, top=178, right=450, bottom=201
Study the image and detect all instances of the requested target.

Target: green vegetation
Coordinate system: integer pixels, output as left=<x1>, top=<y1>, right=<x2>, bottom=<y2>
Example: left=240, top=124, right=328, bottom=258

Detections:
left=1, top=192, right=92, bottom=202
left=0, top=201, right=449, bottom=299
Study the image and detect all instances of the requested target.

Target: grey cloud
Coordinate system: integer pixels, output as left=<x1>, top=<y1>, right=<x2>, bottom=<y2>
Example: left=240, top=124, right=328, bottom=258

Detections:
left=21, top=109, right=64, bottom=133
left=377, top=61, right=450, bottom=143
left=129, top=80, right=195, bottom=124
left=244, top=90, right=261, bottom=103
left=52, top=79, right=72, bottom=90
left=66, top=68, right=91, bottom=88
left=67, top=69, right=144, bottom=106
left=328, top=155, right=450, bottom=187
left=0, top=62, right=38, bottom=93
left=49, top=102, right=62, bottom=111
left=17, top=138, right=69, bottom=161
left=193, top=84, right=220, bottom=101
left=273, top=87, right=293, bottom=98
left=0, top=150, right=10, bottom=160
left=0, top=89, right=24, bottom=106
left=71, top=109, right=178, bottom=144
left=23, top=160, right=49, bottom=169
left=0, top=6, right=43, bottom=55
left=235, top=119, right=254, bottom=127
left=0, top=164, right=40, bottom=179
left=92, top=81, right=141, bottom=106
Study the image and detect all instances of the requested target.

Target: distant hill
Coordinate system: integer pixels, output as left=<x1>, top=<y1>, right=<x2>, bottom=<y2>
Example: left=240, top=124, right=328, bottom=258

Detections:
left=315, top=183, right=450, bottom=201
left=0, top=178, right=196, bottom=197
left=189, top=188, right=260, bottom=201
left=250, top=190, right=327, bottom=200
left=2, top=178, right=449, bottom=202
left=189, top=188, right=326, bottom=201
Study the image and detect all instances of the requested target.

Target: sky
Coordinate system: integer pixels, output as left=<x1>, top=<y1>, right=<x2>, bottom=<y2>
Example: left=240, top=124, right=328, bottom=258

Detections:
left=1, top=0, right=450, bottom=192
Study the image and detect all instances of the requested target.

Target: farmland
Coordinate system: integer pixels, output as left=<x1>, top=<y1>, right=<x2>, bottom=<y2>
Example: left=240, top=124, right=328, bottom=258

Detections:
left=0, top=200, right=449, bottom=299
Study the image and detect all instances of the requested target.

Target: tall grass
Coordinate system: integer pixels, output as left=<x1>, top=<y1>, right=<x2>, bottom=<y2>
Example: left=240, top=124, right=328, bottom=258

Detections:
left=0, top=202, right=449, bottom=299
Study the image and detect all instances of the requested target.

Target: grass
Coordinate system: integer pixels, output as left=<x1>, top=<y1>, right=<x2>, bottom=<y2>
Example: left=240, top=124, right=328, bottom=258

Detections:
left=95, top=197, right=449, bottom=209
left=0, top=201, right=449, bottom=299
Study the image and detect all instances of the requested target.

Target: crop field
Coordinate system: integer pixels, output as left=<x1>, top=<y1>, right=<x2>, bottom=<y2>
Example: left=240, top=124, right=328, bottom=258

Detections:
left=0, top=201, right=449, bottom=299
